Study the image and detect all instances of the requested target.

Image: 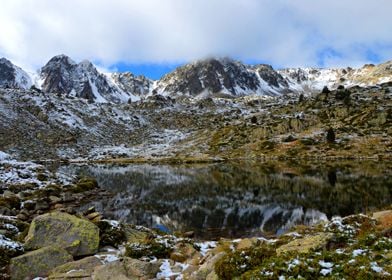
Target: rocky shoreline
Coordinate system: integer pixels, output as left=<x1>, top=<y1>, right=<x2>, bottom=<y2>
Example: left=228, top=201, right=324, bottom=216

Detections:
left=1, top=155, right=391, bottom=279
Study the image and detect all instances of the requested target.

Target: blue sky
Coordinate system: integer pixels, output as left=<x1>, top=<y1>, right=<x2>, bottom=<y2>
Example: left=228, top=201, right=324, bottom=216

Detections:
left=107, top=62, right=183, bottom=80
left=0, top=0, right=391, bottom=79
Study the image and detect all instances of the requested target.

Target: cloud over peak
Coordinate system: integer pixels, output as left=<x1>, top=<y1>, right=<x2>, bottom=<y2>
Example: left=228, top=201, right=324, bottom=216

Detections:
left=0, top=0, right=391, bottom=72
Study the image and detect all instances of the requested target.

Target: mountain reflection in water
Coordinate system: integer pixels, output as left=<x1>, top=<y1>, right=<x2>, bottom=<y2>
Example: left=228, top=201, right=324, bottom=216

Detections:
left=58, top=160, right=392, bottom=239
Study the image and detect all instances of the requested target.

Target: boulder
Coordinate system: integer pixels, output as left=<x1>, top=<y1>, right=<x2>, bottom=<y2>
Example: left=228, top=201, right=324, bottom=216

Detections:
left=189, top=252, right=226, bottom=280
left=276, top=232, right=333, bottom=255
left=92, top=257, right=161, bottom=280
left=372, top=210, right=392, bottom=230
left=48, top=256, right=104, bottom=279
left=25, top=212, right=99, bottom=257
left=10, top=246, right=73, bottom=280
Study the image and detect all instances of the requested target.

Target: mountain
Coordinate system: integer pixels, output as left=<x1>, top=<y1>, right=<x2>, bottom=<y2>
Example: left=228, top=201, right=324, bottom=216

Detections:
left=40, top=55, right=144, bottom=103
left=1, top=55, right=391, bottom=102
left=154, top=58, right=295, bottom=97
left=0, top=58, right=32, bottom=89
left=155, top=58, right=261, bottom=97
left=109, top=72, right=152, bottom=96
left=156, top=58, right=392, bottom=97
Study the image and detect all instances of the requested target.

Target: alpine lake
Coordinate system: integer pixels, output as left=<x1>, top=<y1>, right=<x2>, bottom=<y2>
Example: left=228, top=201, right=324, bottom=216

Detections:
left=56, top=160, right=392, bottom=240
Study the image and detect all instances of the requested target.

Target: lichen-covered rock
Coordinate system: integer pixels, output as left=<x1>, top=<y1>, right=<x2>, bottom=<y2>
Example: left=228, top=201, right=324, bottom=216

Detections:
left=10, top=246, right=73, bottom=280
left=48, top=256, right=103, bottom=279
left=276, top=232, right=333, bottom=255
left=92, top=257, right=161, bottom=280
left=25, top=212, right=99, bottom=256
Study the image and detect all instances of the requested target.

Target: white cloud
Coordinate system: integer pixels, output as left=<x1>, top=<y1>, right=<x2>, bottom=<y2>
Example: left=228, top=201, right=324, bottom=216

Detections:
left=0, top=0, right=391, bottom=71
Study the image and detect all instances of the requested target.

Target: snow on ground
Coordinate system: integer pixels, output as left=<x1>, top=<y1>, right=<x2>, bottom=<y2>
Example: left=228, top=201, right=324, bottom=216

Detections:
left=194, top=241, right=217, bottom=256
left=0, top=151, right=10, bottom=161
left=0, top=154, right=73, bottom=189
left=156, top=259, right=189, bottom=280
left=88, top=129, right=189, bottom=160
left=0, top=233, right=23, bottom=252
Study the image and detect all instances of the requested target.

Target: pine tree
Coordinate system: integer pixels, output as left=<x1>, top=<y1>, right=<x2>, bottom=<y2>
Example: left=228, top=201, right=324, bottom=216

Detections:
left=326, top=127, right=335, bottom=143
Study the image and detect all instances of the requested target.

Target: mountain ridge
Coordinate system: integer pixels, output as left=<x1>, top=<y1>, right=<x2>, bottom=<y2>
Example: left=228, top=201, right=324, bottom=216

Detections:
left=1, top=55, right=391, bottom=102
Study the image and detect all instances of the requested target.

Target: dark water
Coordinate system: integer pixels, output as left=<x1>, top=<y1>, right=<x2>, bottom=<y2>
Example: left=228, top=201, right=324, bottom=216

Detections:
left=58, top=160, right=392, bottom=239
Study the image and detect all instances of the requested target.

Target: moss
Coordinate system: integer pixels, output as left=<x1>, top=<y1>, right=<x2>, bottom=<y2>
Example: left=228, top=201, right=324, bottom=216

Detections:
left=97, top=220, right=127, bottom=247
left=214, top=243, right=276, bottom=280
left=9, top=246, right=73, bottom=280
left=125, top=238, right=173, bottom=259
left=25, top=212, right=99, bottom=257
left=72, top=177, right=99, bottom=193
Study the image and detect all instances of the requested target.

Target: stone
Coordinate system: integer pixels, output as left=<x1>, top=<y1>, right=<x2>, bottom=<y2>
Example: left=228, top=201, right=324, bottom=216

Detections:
left=16, top=213, right=28, bottom=221
left=0, top=193, right=20, bottom=209
left=172, top=242, right=202, bottom=265
left=235, top=237, right=260, bottom=250
left=54, top=203, right=64, bottom=209
left=97, top=220, right=126, bottom=247
left=48, top=270, right=91, bottom=279
left=170, top=251, right=187, bottom=263
left=49, top=195, right=62, bottom=204
left=48, top=256, right=103, bottom=279
left=372, top=210, right=392, bottom=230
left=183, top=231, right=195, bottom=238
left=22, top=200, right=36, bottom=210
left=124, top=226, right=148, bottom=244
left=35, top=200, right=50, bottom=211
left=86, top=212, right=101, bottom=221
left=25, top=212, right=99, bottom=257
left=92, top=257, right=161, bottom=280
left=276, top=233, right=333, bottom=255
left=10, top=246, right=73, bottom=280
left=190, top=252, right=226, bottom=280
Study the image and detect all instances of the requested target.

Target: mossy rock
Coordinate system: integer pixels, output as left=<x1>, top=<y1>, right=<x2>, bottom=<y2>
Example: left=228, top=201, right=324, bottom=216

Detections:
left=0, top=194, right=20, bottom=210
left=48, top=256, right=103, bottom=278
left=92, top=257, right=161, bottom=280
left=214, top=244, right=275, bottom=280
left=72, top=177, right=99, bottom=193
left=25, top=212, right=99, bottom=257
left=125, top=239, right=173, bottom=259
left=10, top=246, right=73, bottom=280
left=276, top=232, right=333, bottom=255
left=124, top=233, right=176, bottom=259
left=96, top=220, right=127, bottom=247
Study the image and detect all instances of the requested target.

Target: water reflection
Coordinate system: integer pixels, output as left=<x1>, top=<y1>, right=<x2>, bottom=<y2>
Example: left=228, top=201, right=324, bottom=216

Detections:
left=59, top=160, right=392, bottom=239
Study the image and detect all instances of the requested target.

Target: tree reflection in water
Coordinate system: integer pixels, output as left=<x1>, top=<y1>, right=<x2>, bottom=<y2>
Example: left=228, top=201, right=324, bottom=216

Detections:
left=59, top=160, right=392, bottom=239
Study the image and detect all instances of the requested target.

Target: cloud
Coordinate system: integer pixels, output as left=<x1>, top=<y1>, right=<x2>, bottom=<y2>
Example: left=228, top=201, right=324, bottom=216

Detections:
left=0, top=0, right=391, bottom=71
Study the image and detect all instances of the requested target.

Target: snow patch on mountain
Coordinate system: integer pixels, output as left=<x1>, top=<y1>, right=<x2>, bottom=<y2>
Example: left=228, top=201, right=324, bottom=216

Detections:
left=0, top=58, right=32, bottom=89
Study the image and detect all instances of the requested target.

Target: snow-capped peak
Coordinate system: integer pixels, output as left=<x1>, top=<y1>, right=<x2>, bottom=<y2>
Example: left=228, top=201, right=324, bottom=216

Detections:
left=0, top=58, right=32, bottom=89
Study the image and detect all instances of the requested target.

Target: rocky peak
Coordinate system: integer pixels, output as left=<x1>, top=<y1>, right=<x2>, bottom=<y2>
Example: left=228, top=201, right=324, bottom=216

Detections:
left=253, top=64, right=288, bottom=88
left=157, top=57, right=260, bottom=96
left=40, top=55, right=134, bottom=103
left=110, top=72, right=152, bottom=96
left=0, top=58, right=32, bottom=89
left=40, top=55, right=78, bottom=94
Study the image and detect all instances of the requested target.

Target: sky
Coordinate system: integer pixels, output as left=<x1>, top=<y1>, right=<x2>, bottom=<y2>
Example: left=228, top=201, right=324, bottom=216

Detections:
left=0, top=0, right=391, bottom=79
